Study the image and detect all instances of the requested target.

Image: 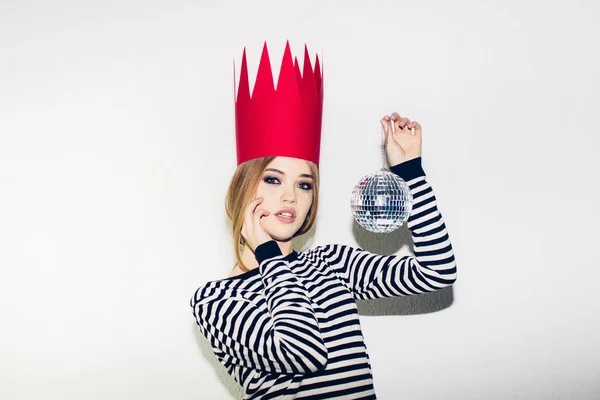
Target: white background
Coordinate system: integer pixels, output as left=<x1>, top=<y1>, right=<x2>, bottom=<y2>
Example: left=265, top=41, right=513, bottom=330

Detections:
left=1, top=0, right=599, bottom=399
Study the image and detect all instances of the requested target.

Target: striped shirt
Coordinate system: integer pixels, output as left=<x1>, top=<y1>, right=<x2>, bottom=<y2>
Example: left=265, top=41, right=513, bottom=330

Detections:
left=190, top=157, right=457, bottom=399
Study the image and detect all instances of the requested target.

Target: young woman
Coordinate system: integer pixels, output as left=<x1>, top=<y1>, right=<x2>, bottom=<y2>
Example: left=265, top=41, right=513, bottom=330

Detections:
left=190, top=106, right=457, bottom=397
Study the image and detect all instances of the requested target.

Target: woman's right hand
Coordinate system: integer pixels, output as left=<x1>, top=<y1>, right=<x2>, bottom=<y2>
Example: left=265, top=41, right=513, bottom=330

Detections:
left=241, top=196, right=273, bottom=252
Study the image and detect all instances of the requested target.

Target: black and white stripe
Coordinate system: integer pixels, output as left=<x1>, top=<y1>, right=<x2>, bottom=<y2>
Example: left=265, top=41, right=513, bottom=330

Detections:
left=191, top=157, right=457, bottom=399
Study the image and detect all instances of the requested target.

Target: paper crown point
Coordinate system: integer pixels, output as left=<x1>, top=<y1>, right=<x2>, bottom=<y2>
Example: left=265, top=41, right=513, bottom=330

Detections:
left=234, top=40, right=324, bottom=166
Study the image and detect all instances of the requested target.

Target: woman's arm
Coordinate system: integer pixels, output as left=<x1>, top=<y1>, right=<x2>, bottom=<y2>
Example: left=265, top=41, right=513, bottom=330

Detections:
left=191, top=241, right=328, bottom=375
left=315, top=157, right=457, bottom=300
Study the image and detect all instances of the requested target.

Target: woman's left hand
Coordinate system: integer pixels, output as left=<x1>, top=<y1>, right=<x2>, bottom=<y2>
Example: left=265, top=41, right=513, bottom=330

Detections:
left=380, top=112, right=423, bottom=166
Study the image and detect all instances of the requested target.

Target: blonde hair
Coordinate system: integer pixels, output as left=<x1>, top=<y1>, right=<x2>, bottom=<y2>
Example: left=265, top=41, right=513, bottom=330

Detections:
left=225, top=156, right=320, bottom=272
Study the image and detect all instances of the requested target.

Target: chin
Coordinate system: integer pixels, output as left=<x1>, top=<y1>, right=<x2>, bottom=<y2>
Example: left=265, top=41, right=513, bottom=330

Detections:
left=266, top=229, right=295, bottom=242
left=264, top=221, right=298, bottom=242
left=269, top=235, right=294, bottom=243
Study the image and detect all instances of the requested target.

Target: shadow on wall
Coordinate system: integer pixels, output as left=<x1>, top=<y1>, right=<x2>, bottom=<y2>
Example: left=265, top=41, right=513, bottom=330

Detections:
left=351, top=219, right=454, bottom=316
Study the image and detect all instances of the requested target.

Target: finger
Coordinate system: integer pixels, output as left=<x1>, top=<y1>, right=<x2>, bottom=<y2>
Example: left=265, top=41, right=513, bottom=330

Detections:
left=253, top=209, right=270, bottom=229
left=241, top=216, right=250, bottom=243
left=406, top=121, right=420, bottom=135
left=380, top=118, right=391, bottom=134
left=395, top=117, right=407, bottom=132
left=245, top=203, right=255, bottom=227
left=254, top=207, right=269, bottom=216
left=250, top=196, right=263, bottom=211
left=245, top=196, right=263, bottom=231
left=411, top=121, right=422, bottom=137
left=394, top=117, right=402, bottom=132
left=390, top=113, right=400, bottom=133
left=398, top=117, right=410, bottom=130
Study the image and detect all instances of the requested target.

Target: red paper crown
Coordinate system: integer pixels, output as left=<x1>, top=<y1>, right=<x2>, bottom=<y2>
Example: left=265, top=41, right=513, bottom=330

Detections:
left=234, top=41, right=324, bottom=166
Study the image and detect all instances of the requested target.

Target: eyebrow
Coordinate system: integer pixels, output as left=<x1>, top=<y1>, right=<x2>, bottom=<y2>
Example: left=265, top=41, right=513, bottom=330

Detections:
left=264, top=168, right=314, bottom=179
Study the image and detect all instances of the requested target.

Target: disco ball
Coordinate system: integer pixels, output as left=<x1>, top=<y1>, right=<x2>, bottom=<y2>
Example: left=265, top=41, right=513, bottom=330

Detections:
left=350, top=169, right=413, bottom=233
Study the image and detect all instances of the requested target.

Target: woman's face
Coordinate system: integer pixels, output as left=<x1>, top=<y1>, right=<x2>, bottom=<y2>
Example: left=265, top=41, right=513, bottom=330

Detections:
left=253, top=156, right=315, bottom=241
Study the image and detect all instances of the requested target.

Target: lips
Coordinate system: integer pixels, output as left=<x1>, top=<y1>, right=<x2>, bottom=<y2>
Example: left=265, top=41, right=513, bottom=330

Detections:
left=274, top=208, right=296, bottom=224
left=275, top=208, right=296, bottom=219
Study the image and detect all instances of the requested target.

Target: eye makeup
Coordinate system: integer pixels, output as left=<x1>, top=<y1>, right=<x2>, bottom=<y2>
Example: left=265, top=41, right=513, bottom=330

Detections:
left=263, top=176, right=313, bottom=191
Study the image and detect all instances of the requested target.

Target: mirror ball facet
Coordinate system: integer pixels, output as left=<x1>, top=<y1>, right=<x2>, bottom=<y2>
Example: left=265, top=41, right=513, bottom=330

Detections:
left=350, top=170, right=413, bottom=233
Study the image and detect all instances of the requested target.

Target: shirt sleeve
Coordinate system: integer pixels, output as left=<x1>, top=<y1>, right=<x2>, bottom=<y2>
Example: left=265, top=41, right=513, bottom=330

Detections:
left=190, top=240, right=328, bottom=375
left=315, top=157, right=457, bottom=301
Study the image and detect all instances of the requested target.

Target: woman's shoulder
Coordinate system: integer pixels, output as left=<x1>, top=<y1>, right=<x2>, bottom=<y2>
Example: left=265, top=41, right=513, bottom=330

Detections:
left=190, top=269, right=262, bottom=306
left=301, top=242, right=361, bottom=256
left=297, top=243, right=364, bottom=267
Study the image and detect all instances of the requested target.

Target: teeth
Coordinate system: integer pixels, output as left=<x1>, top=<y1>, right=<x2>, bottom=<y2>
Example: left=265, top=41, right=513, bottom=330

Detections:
left=279, top=212, right=293, bottom=218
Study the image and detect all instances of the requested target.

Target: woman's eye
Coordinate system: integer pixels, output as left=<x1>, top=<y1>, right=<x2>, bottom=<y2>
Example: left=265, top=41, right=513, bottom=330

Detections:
left=263, top=176, right=312, bottom=191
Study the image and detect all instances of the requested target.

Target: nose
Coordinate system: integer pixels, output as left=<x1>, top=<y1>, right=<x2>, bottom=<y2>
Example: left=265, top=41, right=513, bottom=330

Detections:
left=281, top=185, right=297, bottom=204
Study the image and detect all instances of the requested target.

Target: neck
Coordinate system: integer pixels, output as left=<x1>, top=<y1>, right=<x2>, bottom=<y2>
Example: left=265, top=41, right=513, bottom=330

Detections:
left=240, top=240, right=294, bottom=271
